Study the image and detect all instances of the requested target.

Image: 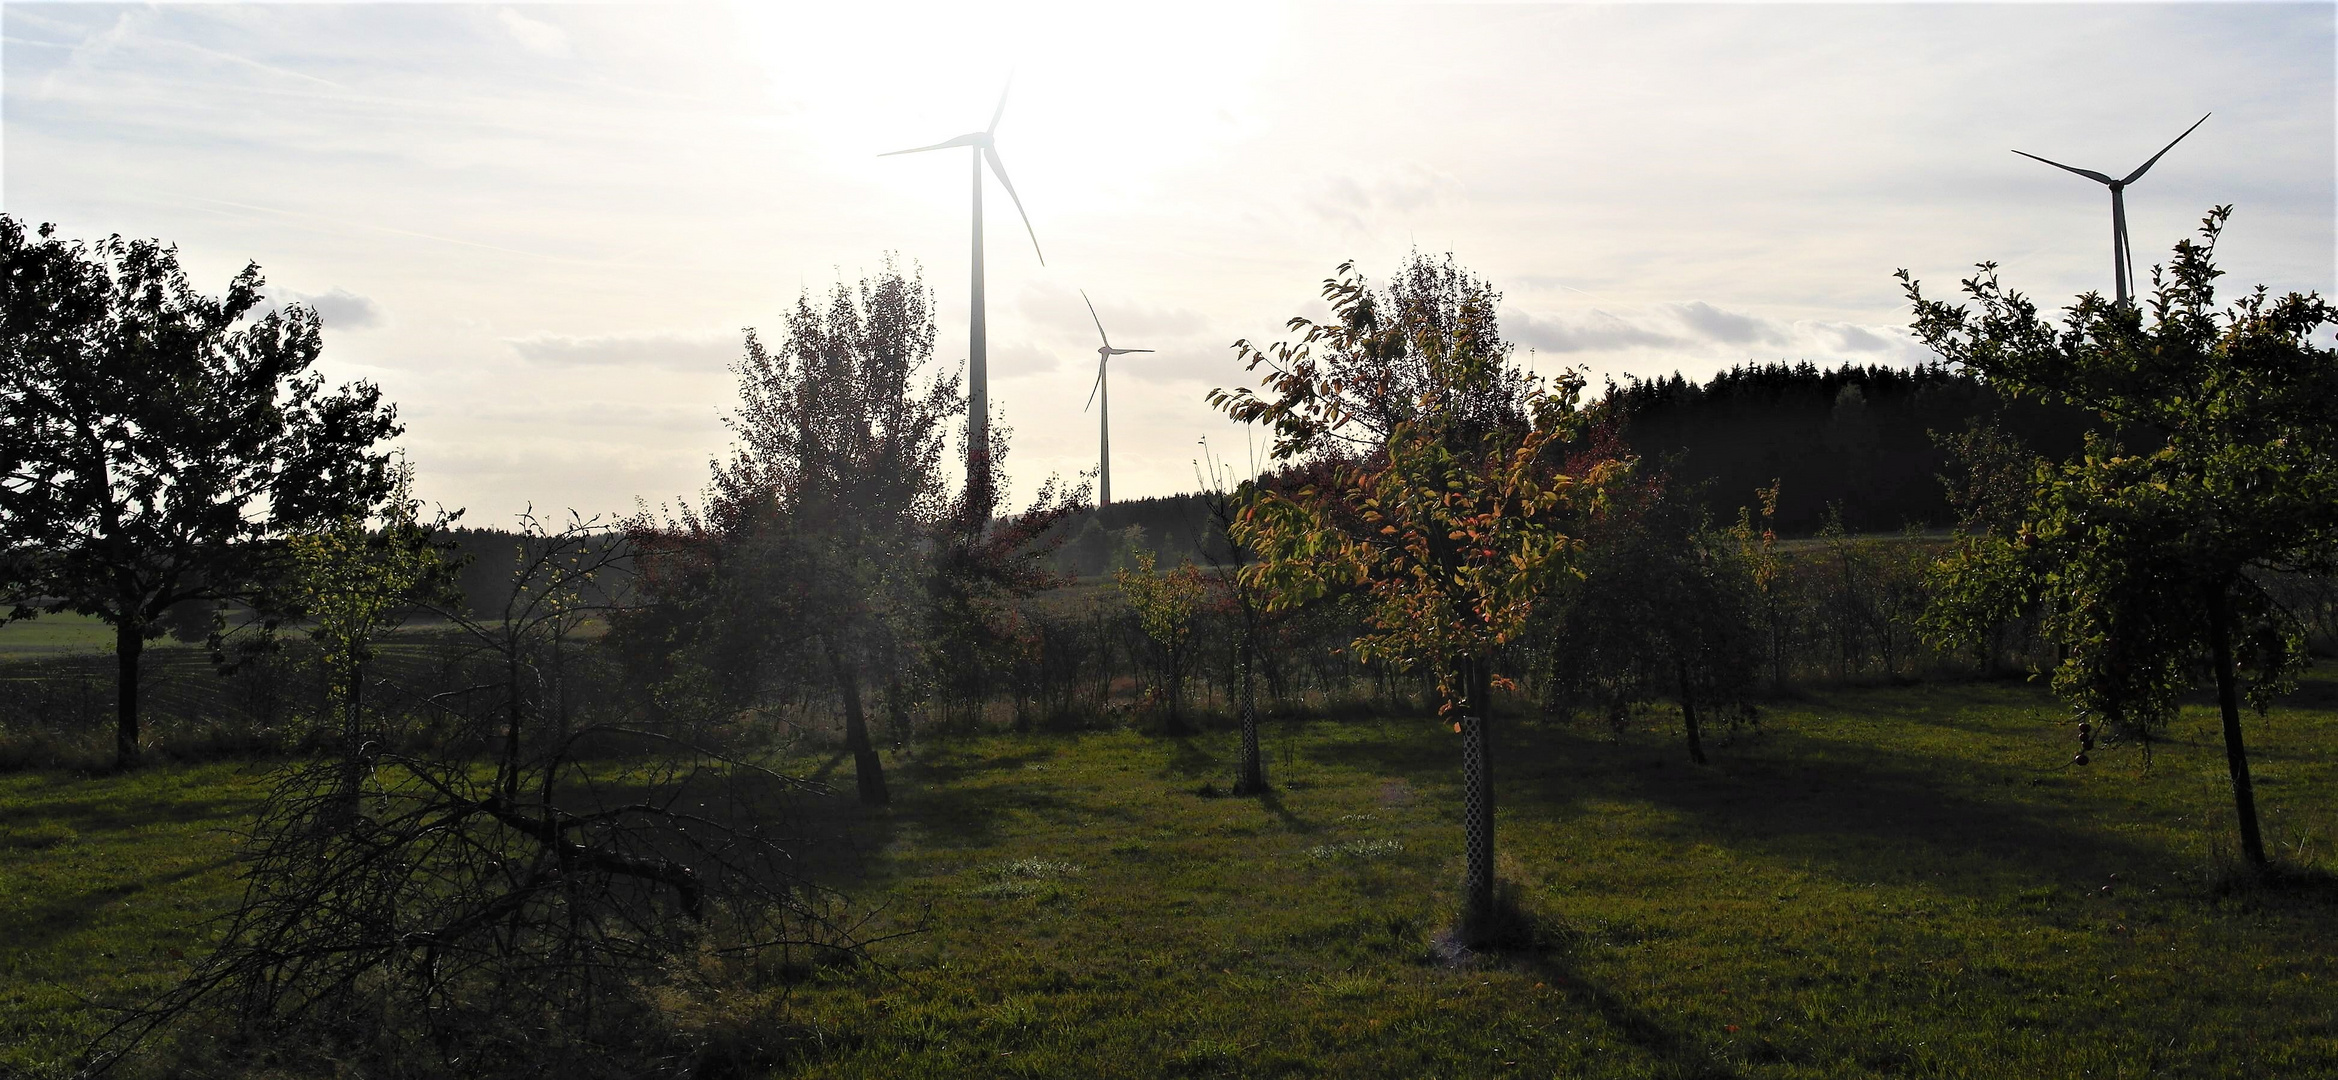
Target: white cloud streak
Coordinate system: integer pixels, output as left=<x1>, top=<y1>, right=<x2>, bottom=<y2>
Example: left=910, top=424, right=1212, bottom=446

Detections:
left=507, top=331, right=739, bottom=372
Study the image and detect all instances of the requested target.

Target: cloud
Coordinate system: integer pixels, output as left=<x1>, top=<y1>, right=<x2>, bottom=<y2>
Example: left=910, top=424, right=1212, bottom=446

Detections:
left=507, top=331, right=737, bottom=371
left=986, top=338, right=1068, bottom=378
left=1507, top=309, right=1683, bottom=354
left=1822, top=323, right=1899, bottom=353
left=497, top=8, right=571, bottom=58
left=1506, top=303, right=1930, bottom=365
left=295, top=288, right=384, bottom=330
left=453, top=399, right=718, bottom=433
left=1308, top=166, right=1459, bottom=232
left=1670, top=301, right=1788, bottom=346
left=258, top=286, right=385, bottom=330
left=1019, top=285, right=1210, bottom=344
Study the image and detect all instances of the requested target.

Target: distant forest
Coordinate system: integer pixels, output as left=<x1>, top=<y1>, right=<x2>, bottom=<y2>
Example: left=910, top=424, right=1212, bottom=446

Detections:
left=1047, top=362, right=2094, bottom=576
left=1605, top=361, right=2092, bottom=535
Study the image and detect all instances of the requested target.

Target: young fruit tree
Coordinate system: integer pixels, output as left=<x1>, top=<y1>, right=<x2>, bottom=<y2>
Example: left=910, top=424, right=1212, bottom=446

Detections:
left=637, top=260, right=961, bottom=804
left=0, top=219, right=402, bottom=769
left=1541, top=454, right=1763, bottom=765
left=1905, top=207, right=2338, bottom=868
left=285, top=464, right=456, bottom=821
left=1114, top=549, right=1208, bottom=733
left=1211, top=255, right=1614, bottom=942
left=1196, top=449, right=1273, bottom=794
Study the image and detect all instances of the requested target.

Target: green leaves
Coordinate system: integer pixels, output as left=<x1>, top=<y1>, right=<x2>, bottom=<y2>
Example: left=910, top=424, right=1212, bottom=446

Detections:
left=1213, top=256, right=1609, bottom=717
left=1909, top=206, right=2338, bottom=736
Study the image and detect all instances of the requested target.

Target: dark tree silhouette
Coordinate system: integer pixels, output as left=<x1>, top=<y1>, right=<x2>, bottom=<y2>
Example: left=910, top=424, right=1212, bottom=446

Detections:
left=0, top=218, right=402, bottom=768
left=1909, top=207, right=2338, bottom=868
left=639, top=260, right=958, bottom=804
left=1541, top=443, right=1762, bottom=765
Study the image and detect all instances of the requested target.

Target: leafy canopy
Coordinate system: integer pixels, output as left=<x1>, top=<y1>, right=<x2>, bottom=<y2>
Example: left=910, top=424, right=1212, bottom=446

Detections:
left=1212, top=256, right=1615, bottom=713
left=0, top=217, right=403, bottom=631
left=1905, top=206, right=2338, bottom=733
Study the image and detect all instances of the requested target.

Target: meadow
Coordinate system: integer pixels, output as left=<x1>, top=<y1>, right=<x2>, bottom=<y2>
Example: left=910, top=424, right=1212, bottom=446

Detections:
left=4, top=676, right=2333, bottom=1078
left=0, top=614, right=121, bottom=660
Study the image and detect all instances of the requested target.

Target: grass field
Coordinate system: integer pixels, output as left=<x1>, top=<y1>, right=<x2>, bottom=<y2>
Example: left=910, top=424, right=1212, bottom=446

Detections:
left=4, top=677, right=2334, bottom=1077
left=0, top=614, right=124, bottom=659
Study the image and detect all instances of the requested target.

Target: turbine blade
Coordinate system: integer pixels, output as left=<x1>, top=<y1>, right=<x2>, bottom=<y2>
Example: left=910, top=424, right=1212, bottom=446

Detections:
left=1085, top=361, right=1105, bottom=411
left=984, top=146, right=1045, bottom=265
left=1081, top=289, right=1111, bottom=348
left=2122, top=112, right=2210, bottom=185
left=988, top=78, right=1012, bottom=134
left=2011, top=149, right=2116, bottom=186
left=1108, top=348, right=1154, bottom=355
left=879, top=133, right=982, bottom=157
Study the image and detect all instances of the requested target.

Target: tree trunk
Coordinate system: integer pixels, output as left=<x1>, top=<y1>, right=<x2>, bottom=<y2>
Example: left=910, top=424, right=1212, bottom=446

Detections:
left=2204, top=585, right=2268, bottom=867
left=835, top=652, right=889, bottom=806
left=886, top=676, right=911, bottom=751
left=114, top=620, right=143, bottom=770
left=1768, top=607, right=1786, bottom=690
left=1676, top=661, right=1709, bottom=766
left=501, top=649, right=524, bottom=802
left=1163, top=641, right=1188, bottom=735
left=335, top=656, right=368, bottom=830
left=1457, top=659, right=1496, bottom=937
left=1234, top=619, right=1265, bottom=794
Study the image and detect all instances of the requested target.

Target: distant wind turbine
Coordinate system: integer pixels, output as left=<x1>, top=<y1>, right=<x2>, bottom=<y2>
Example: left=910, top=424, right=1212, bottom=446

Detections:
left=881, top=83, right=1045, bottom=515
left=2012, top=113, right=2209, bottom=305
left=1079, top=290, right=1153, bottom=507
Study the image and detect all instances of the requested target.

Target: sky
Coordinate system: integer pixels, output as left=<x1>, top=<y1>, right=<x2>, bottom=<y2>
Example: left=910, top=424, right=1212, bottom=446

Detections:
left=4, top=2, right=2331, bottom=524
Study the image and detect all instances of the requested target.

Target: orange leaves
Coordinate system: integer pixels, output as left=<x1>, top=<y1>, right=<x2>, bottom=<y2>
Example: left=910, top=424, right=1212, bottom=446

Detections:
left=1209, top=259, right=1631, bottom=719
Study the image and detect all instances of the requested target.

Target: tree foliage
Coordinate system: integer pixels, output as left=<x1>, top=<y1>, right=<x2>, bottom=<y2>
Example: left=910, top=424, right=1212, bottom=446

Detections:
left=0, top=217, right=402, bottom=767
left=287, top=465, right=456, bottom=753
left=633, top=261, right=957, bottom=804
left=90, top=514, right=855, bottom=1078
left=1114, top=549, right=1208, bottom=731
left=1905, top=206, right=2338, bottom=866
left=1542, top=437, right=1761, bottom=764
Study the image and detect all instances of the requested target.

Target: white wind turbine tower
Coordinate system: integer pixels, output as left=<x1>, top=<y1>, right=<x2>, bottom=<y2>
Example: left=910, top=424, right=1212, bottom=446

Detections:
left=1080, top=290, right=1152, bottom=507
left=881, top=84, right=1045, bottom=515
left=2012, top=113, right=2209, bottom=306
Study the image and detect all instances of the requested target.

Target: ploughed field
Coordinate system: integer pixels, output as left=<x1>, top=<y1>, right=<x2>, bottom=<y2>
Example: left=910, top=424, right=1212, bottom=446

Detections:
left=4, top=678, right=2334, bottom=1078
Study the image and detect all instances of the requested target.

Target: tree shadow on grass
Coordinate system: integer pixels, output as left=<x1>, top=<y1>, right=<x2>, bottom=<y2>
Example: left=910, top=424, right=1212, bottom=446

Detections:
left=1308, top=717, right=2183, bottom=901
left=1159, top=735, right=1222, bottom=781
left=1466, top=934, right=1742, bottom=1080
left=4, top=856, right=238, bottom=958
left=782, top=752, right=1147, bottom=885
left=1248, top=786, right=1320, bottom=835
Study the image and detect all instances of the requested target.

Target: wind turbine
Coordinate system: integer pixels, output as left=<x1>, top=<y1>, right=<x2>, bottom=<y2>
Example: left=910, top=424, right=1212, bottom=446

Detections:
left=881, top=84, right=1045, bottom=515
left=1079, top=290, right=1152, bottom=507
left=2012, top=113, right=2209, bottom=305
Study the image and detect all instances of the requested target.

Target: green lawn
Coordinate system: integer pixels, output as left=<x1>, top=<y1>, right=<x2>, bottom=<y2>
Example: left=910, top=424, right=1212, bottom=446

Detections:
left=0, top=613, right=122, bottom=659
left=0, top=763, right=270, bottom=1076
left=4, top=677, right=2335, bottom=1077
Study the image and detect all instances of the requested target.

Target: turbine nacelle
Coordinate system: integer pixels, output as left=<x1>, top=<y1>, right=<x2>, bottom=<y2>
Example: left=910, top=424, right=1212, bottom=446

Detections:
left=878, top=84, right=1044, bottom=265
left=1081, top=290, right=1154, bottom=412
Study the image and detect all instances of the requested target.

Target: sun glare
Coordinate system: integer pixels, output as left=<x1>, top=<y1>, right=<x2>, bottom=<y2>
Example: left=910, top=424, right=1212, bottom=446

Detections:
left=728, top=1, right=1286, bottom=220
